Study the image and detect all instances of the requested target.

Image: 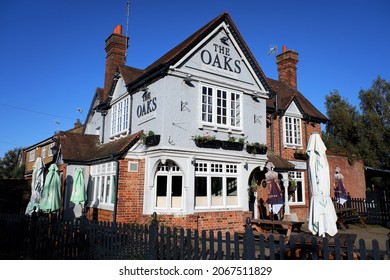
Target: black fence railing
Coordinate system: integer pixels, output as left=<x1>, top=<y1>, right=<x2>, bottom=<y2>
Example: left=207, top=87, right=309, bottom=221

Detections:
left=1, top=213, right=389, bottom=260
left=332, top=196, right=390, bottom=225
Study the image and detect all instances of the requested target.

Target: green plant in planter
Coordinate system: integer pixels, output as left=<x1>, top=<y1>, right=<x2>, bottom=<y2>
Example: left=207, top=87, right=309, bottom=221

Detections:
left=192, top=134, right=216, bottom=142
left=238, top=137, right=245, bottom=144
left=246, top=142, right=267, bottom=154
left=227, top=136, right=236, bottom=142
left=141, top=130, right=155, bottom=143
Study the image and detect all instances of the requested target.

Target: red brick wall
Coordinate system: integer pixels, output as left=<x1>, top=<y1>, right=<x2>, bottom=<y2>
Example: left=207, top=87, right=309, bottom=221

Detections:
left=327, top=154, right=366, bottom=199
left=116, top=158, right=146, bottom=224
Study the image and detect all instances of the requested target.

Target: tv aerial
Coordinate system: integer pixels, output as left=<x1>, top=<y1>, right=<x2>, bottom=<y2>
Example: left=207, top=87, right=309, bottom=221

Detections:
left=268, top=44, right=278, bottom=56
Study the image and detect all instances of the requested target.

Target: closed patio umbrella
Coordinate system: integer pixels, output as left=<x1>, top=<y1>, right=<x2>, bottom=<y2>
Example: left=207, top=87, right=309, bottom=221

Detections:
left=307, top=133, right=338, bottom=237
left=70, top=167, right=86, bottom=206
left=40, top=163, right=61, bottom=213
left=25, top=157, right=45, bottom=215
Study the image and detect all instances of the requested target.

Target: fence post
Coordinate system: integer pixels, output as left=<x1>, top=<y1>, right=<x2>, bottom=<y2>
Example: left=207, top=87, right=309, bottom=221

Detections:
left=243, top=217, right=255, bottom=260
left=29, top=208, right=38, bottom=259
left=148, top=212, right=158, bottom=260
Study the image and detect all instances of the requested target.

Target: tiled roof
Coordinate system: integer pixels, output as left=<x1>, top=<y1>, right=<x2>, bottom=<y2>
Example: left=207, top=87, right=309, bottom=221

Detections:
left=120, top=12, right=271, bottom=93
left=266, top=78, right=328, bottom=123
left=267, top=150, right=295, bottom=171
left=57, top=131, right=141, bottom=163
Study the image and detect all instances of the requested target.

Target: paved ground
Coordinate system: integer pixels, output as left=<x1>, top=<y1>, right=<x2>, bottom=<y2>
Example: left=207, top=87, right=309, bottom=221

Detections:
left=300, top=222, right=390, bottom=250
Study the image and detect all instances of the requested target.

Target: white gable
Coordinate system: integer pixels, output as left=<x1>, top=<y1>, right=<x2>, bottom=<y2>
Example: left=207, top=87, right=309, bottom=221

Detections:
left=173, top=22, right=268, bottom=96
left=111, top=77, right=128, bottom=102
left=285, top=101, right=303, bottom=118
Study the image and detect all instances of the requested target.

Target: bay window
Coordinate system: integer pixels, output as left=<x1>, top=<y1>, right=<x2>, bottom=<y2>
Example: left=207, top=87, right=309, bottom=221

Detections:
left=195, top=161, right=239, bottom=209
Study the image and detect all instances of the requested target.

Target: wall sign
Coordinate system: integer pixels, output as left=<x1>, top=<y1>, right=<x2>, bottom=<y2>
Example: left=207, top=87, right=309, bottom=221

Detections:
left=137, top=91, right=157, bottom=124
left=200, top=38, right=241, bottom=77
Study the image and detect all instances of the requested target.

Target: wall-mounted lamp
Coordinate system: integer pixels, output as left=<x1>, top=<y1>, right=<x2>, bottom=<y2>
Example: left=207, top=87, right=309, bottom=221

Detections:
left=243, top=160, right=248, bottom=170
left=183, top=74, right=195, bottom=85
left=220, top=36, right=229, bottom=45
left=191, top=156, right=196, bottom=166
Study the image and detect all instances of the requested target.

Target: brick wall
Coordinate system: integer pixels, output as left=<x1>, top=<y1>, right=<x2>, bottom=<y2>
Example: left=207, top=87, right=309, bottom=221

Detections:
left=327, top=153, right=366, bottom=199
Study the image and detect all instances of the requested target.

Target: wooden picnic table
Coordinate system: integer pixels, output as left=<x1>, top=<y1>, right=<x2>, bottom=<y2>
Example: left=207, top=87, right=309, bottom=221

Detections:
left=248, top=218, right=305, bottom=244
left=335, top=207, right=366, bottom=230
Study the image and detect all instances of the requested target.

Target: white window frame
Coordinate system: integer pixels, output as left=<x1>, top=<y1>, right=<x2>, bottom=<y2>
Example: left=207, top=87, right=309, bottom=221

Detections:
left=200, top=84, right=242, bottom=131
left=111, top=97, right=129, bottom=137
left=28, top=150, right=35, bottom=162
left=48, top=143, right=54, bottom=156
left=89, top=162, right=117, bottom=210
left=288, top=171, right=305, bottom=205
left=283, top=115, right=302, bottom=148
left=194, top=161, right=240, bottom=210
left=41, top=146, right=46, bottom=159
left=154, top=160, right=183, bottom=211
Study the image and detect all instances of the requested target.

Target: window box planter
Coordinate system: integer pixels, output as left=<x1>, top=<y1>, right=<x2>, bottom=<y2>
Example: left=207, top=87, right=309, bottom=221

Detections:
left=145, top=134, right=160, bottom=146
left=246, top=144, right=267, bottom=155
left=294, top=152, right=308, bottom=160
left=194, top=139, right=221, bottom=149
left=221, top=141, right=244, bottom=151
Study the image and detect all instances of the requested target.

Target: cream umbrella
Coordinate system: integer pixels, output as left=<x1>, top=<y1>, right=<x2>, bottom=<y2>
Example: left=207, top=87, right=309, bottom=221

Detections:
left=25, top=157, right=45, bottom=215
left=307, top=133, right=338, bottom=237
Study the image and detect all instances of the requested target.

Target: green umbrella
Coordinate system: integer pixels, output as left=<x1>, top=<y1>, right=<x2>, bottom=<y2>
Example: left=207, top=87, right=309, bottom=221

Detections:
left=40, top=164, right=61, bottom=213
left=70, top=167, right=86, bottom=206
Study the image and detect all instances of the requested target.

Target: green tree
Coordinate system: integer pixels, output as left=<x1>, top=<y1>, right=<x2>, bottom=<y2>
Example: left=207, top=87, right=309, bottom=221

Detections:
left=323, top=90, right=360, bottom=160
left=0, top=147, right=25, bottom=179
left=358, top=76, right=390, bottom=169
left=323, top=76, right=390, bottom=170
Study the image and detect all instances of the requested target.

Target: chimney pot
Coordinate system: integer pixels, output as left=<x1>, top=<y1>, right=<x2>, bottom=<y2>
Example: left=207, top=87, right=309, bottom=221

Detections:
left=282, top=46, right=287, bottom=52
left=114, top=25, right=122, bottom=35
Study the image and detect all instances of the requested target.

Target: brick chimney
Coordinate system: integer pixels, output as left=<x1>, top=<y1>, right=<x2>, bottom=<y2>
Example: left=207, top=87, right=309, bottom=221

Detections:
left=103, top=25, right=128, bottom=101
left=276, top=46, right=299, bottom=89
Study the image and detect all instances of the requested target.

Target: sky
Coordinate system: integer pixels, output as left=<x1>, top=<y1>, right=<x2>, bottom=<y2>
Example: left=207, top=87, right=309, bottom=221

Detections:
left=0, top=0, right=389, bottom=158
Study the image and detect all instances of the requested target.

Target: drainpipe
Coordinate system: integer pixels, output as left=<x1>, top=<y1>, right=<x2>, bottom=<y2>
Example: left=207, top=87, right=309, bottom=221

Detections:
left=270, top=94, right=278, bottom=152
left=113, top=158, right=120, bottom=223
left=101, top=111, right=107, bottom=144
left=128, top=94, right=133, bottom=134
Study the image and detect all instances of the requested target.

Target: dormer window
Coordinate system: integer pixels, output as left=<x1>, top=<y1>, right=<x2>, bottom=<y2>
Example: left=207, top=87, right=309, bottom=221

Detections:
left=283, top=101, right=302, bottom=148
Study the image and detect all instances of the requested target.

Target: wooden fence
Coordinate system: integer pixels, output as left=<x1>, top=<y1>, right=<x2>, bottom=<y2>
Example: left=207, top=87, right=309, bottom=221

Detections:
left=1, top=213, right=389, bottom=260
left=332, top=196, right=390, bottom=225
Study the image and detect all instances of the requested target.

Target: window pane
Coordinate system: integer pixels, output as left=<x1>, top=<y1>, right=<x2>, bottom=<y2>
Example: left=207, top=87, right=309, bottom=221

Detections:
left=171, top=176, right=182, bottom=208
left=111, top=175, right=116, bottom=204
left=226, top=177, right=238, bottom=205
left=156, top=176, right=167, bottom=208
left=195, top=176, right=207, bottom=207
left=211, top=177, right=223, bottom=206
left=105, top=175, right=111, bottom=203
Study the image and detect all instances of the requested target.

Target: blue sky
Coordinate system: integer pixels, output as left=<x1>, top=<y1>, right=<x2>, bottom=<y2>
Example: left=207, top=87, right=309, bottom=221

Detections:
left=0, top=0, right=389, bottom=158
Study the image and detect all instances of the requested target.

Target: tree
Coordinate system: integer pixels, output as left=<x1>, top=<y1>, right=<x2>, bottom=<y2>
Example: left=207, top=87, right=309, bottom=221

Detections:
left=323, top=76, right=390, bottom=170
left=0, top=147, right=25, bottom=179
left=358, top=76, right=390, bottom=169
left=323, top=90, right=360, bottom=161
